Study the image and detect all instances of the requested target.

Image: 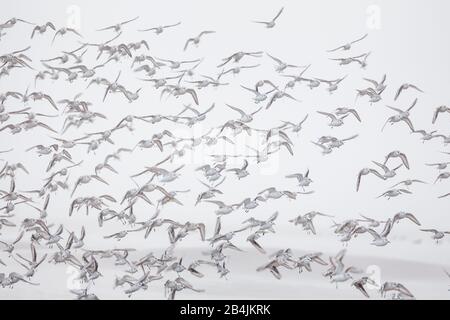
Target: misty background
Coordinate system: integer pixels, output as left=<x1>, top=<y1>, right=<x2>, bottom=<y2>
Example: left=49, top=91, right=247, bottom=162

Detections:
left=0, top=0, right=450, bottom=299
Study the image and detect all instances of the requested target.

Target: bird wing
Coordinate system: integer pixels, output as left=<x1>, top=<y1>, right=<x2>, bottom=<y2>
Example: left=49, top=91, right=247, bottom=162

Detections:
left=317, top=111, right=337, bottom=120
left=399, top=153, right=410, bottom=169
left=351, top=33, right=368, bottom=44
left=248, top=237, right=266, bottom=254
left=183, top=38, right=193, bottom=51
left=381, top=219, right=393, bottom=237
left=266, top=53, right=282, bottom=64
left=225, top=104, right=246, bottom=116
left=394, top=85, right=404, bottom=100
left=404, top=213, right=421, bottom=225
left=214, top=217, right=221, bottom=236
left=272, top=7, right=284, bottom=22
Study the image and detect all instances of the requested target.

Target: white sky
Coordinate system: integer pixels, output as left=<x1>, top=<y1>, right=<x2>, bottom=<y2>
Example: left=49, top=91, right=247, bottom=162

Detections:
left=1, top=0, right=450, bottom=299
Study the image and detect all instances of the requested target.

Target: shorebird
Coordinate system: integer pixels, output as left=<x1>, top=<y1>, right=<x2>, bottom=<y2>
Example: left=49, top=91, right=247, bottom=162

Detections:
left=45, top=150, right=76, bottom=172
left=316, top=111, right=348, bottom=127
left=420, top=229, right=450, bottom=242
left=18, top=89, right=59, bottom=111
left=225, top=160, right=249, bottom=179
left=434, top=172, right=450, bottom=184
left=0, top=18, right=34, bottom=30
left=71, top=175, right=109, bottom=197
left=253, top=7, right=284, bottom=29
left=104, top=230, right=128, bottom=241
left=384, top=151, right=410, bottom=169
left=131, top=215, right=180, bottom=239
left=164, top=277, right=204, bottom=300
left=225, top=104, right=262, bottom=123
left=236, top=196, right=266, bottom=213
left=281, top=64, right=311, bottom=88
left=0, top=162, right=29, bottom=179
left=31, top=22, right=56, bottom=39
left=0, top=107, right=31, bottom=124
left=266, top=53, right=304, bottom=73
left=171, top=222, right=206, bottom=243
left=0, top=230, right=24, bottom=255
left=286, top=169, right=312, bottom=189
left=0, top=179, right=33, bottom=203
left=237, top=87, right=264, bottom=105
left=412, top=129, right=439, bottom=143
left=432, top=105, right=450, bottom=124
left=139, top=22, right=181, bottom=34
left=356, top=87, right=386, bottom=104
left=266, top=90, right=298, bottom=109
left=392, top=212, right=421, bottom=226
left=243, top=212, right=278, bottom=231
left=352, top=276, right=378, bottom=298
left=431, top=134, right=450, bottom=146
left=280, top=114, right=308, bottom=134
left=357, top=214, right=385, bottom=228
left=204, top=200, right=239, bottom=216
left=330, top=53, right=370, bottom=67
left=184, top=31, right=215, bottom=51
left=62, top=45, right=88, bottom=64
left=329, top=256, right=362, bottom=286
left=356, top=168, right=386, bottom=192
left=367, top=219, right=394, bottom=246
left=258, top=187, right=294, bottom=200
left=327, top=34, right=368, bottom=52
left=315, top=76, right=347, bottom=94
left=217, top=51, right=262, bottom=67
left=289, top=211, right=333, bottom=235
left=256, top=257, right=294, bottom=279
left=390, top=179, right=426, bottom=188
left=14, top=243, right=47, bottom=278
left=195, top=178, right=225, bottom=205
left=187, top=77, right=229, bottom=89
left=0, top=272, right=39, bottom=288
left=320, top=134, right=359, bottom=150
left=380, top=282, right=414, bottom=298
left=161, top=84, right=199, bottom=105
left=219, top=64, right=260, bottom=79
left=175, top=103, right=215, bottom=127
left=97, top=16, right=139, bottom=33
left=334, top=107, right=361, bottom=122
left=71, top=226, right=86, bottom=249
left=196, top=162, right=226, bottom=182
left=311, top=141, right=333, bottom=155
left=187, top=260, right=217, bottom=278
left=127, top=40, right=150, bottom=52
left=247, top=231, right=269, bottom=254
left=377, top=188, right=412, bottom=200
left=52, top=27, right=82, bottom=44
left=363, top=74, right=387, bottom=92
left=293, top=252, right=327, bottom=273
left=383, top=98, right=418, bottom=132
left=426, top=162, right=450, bottom=171
left=394, top=83, right=423, bottom=100
left=372, top=161, right=402, bottom=179
left=157, top=58, right=201, bottom=70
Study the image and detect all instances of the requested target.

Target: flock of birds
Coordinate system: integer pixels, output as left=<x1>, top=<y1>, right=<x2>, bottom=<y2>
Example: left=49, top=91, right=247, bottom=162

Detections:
left=0, top=7, right=450, bottom=300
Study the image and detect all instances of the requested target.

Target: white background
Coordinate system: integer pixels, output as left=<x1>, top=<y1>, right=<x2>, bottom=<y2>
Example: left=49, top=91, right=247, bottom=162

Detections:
left=1, top=0, right=450, bottom=299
